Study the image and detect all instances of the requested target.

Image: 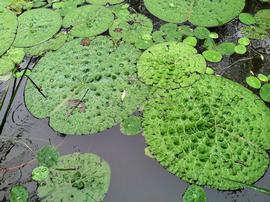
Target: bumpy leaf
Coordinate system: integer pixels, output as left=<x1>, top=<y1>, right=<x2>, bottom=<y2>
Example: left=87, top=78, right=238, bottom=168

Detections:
left=143, top=0, right=245, bottom=27
left=10, top=185, right=28, bottom=202
left=183, top=185, right=206, bottom=202
left=120, top=115, right=142, bottom=136
left=14, top=8, right=62, bottom=47
left=63, top=5, right=114, bottom=37
left=37, top=145, right=60, bottom=167
left=202, top=50, right=223, bottom=63
left=32, top=166, right=49, bottom=182
left=24, top=33, right=69, bottom=56
left=25, top=36, right=149, bottom=135
left=86, top=0, right=124, bottom=5
left=109, top=13, right=153, bottom=49
left=260, top=83, right=270, bottom=102
left=37, top=152, right=111, bottom=202
left=0, top=9, right=17, bottom=56
left=143, top=75, right=270, bottom=190
left=254, top=9, right=270, bottom=29
left=137, top=42, right=206, bottom=89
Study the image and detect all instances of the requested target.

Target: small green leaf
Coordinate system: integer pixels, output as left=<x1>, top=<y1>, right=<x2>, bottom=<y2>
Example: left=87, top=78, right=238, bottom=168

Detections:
left=32, top=166, right=49, bottom=182
left=205, top=67, right=214, bottom=75
left=183, top=185, right=206, bottom=202
left=209, top=32, right=219, bottom=39
left=216, top=42, right=236, bottom=56
left=260, top=83, right=270, bottom=102
left=239, top=13, right=256, bottom=25
left=10, top=185, right=29, bottom=202
left=202, top=50, right=222, bottom=63
left=120, top=115, right=142, bottom=136
left=193, top=27, right=210, bottom=39
left=234, top=44, right=247, bottom=54
left=37, top=145, right=60, bottom=168
left=238, top=37, right=250, bottom=46
left=257, top=74, right=269, bottom=82
left=246, top=76, right=261, bottom=89
left=183, top=36, right=198, bottom=47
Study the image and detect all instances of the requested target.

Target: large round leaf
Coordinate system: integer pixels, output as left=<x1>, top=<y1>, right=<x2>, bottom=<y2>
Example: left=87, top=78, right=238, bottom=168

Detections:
left=143, top=0, right=245, bottom=27
left=63, top=5, right=114, bottom=37
left=0, top=10, right=17, bottom=56
left=143, top=75, right=270, bottom=190
left=137, top=42, right=206, bottom=89
left=14, top=8, right=62, bottom=47
left=25, top=36, right=149, bottom=135
left=37, top=152, right=111, bottom=202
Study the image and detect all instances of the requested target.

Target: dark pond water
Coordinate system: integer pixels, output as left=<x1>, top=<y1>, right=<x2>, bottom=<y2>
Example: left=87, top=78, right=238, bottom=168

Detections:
left=1, top=0, right=270, bottom=201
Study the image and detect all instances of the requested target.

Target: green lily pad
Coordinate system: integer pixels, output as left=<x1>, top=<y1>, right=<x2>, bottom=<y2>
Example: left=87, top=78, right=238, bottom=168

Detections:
left=25, top=36, right=149, bottom=135
left=254, top=9, right=270, bottom=29
left=239, top=13, right=256, bottom=25
left=246, top=76, right=261, bottom=89
left=10, top=185, right=28, bottom=202
left=37, top=145, right=60, bottom=167
left=0, top=47, right=25, bottom=76
left=193, top=27, right=210, bottom=40
left=183, top=185, right=206, bottom=202
left=143, top=75, right=270, bottom=190
left=25, top=33, right=69, bottom=56
left=120, top=115, right=142, bottom=136
left=216, top=42, right=236, bottom=56
left=86, top=0, right=124, bottom=5
left=143, top=0, right=245, bottom=27
left=52, top=0, right=85, bottom=16
left=183, top=36, right=197, bottom=47
left=152, top=23, right=183, bottom=43
left=37, top=152, right=111, bottom=202
left=32, top=166, right=49, bottom=182
left=137, top=42, right=206, bottom=89
left=257, top=74, right=269, bottom=82
left=109, top=13, right=153, bottom=48
left=260, top=83, right=270, bottom=102
left=202, top=50, right=223, bottom=63
left=14, top=8, right=62, bottom=48
left=0, top=9, right=17, bottom=56
left=234, top=44, right=247, bottom=54
left=238, top=37, right=250, bottom=46
left=63, top=5, right=114, bottom=37
left=240, top=25, right=269, bottom=40
left=6, top=0, right=33, bottom=14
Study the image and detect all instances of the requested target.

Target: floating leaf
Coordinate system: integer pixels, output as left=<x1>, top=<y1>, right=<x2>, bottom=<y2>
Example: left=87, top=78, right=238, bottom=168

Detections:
left=143, top=0, right=245, bottom=27
left=37, top=145, right=60, bottom=168
left=183, top=36, right=197, bottom=47
left=216, top=42, right=236, bottom=56
left=10, top=185, right=28, bottom=202
left=202, top=50, right=222, bottom=63
left=143, top=75, right=270, bottom=190
left=254, top=9, right=270, bottom=29
left=32, top=166, right=49, bottom=182
left=193, top=27, right=210, bottom=40
left=137, top=42, right=206, bottom=89
left=14, top=8, right=62, bottom=47
left=209, top=32, right=219, bottom=39
left=120, top=115, right=142, bottom=136
left=257, top=74, right=269, bottom=82
left=37, top=152, right=111, bottom=202
left=0, top=9, right=17, bottom=56
left=25, top=36, right=148, bottom=135
left=234, top=44, right=247, bottom=54
left=183, top=185, right=206, bottom=202
left=238, top=37, right=250, bottom=46
left=240, top=25, right=269, bottom=40
left=86, top=0, right=124, bottom=5
left=63, top=5, right=114, bottom=37
left=109, top=13, right=153, bottom=48
left=260, top=83, right=270, bottom=102
left=246, top=76, right=261, bottom=89
left=239, top=13, right=255, bottom=25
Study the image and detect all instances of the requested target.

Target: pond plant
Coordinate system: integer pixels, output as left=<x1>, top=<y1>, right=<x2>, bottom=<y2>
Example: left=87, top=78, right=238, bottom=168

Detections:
left=0, top=0, right=270, bottom=201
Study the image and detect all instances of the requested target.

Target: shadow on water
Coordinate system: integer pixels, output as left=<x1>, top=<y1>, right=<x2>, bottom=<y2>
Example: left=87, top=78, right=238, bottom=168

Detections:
left=1, top=0, right=270, bottom=201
